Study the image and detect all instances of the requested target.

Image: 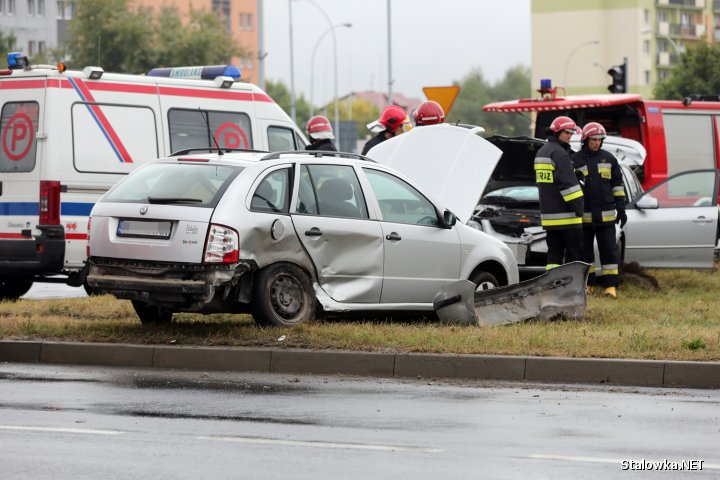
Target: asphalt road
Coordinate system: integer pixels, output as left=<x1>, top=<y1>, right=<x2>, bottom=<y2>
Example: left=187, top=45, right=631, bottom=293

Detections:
left=0, top=364, right=718, bottom=479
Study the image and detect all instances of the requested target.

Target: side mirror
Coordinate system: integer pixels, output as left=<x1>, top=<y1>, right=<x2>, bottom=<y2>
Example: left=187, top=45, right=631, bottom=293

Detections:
left=636, top=194, right=659, bottom=210
left=442, top=210, right=457, bottom=228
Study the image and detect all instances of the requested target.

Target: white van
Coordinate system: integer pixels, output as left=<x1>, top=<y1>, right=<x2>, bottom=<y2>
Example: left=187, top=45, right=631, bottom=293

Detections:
left=0, top=53, right=307, bottom=299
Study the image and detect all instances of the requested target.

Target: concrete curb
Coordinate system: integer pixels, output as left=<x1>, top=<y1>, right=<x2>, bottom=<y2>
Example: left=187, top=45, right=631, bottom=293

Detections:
left=1, top=340, right=718, bottom=389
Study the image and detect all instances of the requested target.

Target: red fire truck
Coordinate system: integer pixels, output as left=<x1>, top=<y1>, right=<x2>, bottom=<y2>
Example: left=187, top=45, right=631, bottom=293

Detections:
left=484, top=88, right=720, bottom=189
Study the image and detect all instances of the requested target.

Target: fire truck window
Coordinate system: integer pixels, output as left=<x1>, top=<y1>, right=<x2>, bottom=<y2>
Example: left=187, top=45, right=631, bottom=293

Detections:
left=663, top=114, right=715, bottom=175
left=169, top=109, right=253, bottom=153
left=0, top=102, right=39, bottom=173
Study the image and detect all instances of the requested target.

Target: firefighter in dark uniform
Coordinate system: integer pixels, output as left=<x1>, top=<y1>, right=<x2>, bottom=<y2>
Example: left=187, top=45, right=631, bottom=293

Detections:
left=572, top=122, right=626, bottom=298
left=305, top=115, right=337, bottom=151
left=361, top=105, right=408, bottom=156
left=534, top=116, right=584, bottom=270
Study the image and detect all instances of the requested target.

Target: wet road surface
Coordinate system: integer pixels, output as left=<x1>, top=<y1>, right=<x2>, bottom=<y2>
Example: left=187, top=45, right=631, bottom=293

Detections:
left=0, top=363, right=718, bottom=479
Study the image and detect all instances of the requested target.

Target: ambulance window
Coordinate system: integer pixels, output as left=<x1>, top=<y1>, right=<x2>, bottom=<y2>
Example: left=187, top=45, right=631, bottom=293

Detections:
left=663, top=114, right=715, bottom=175
left=267, top=126, right=296, bottom=152
left=0, top=102, right=39, bottom=173
left=168, top=109, right=253, bottom=153
left=295, top=131, right=307, bottom=149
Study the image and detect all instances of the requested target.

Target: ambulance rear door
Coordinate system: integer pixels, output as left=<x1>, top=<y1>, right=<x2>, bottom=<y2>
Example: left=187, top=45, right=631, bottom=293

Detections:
left=0, top=75, right=46, bottom=257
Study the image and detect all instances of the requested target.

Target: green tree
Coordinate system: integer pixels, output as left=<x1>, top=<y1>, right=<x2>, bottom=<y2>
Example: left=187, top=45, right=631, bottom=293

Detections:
left=329, top=98, right=380, bottom=139
left=66, top=0, right=240, bottom=74
left=654, top=41, right=720, bottom=99
left=451, top=65, right=531, bottom=136
left=264, top=79, right=313, bottom=128
left=0, top=31, right=17, bottom=54
left=66, top=0, right=155, bottom=73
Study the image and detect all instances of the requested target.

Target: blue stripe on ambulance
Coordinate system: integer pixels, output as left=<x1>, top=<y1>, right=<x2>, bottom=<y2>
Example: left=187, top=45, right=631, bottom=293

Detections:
left=0, top=202, right=95, bottom=216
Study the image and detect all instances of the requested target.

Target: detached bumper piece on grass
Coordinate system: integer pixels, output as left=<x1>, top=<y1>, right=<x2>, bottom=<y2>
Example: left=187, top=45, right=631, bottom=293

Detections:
left=433, top=262, right=591, bottom=326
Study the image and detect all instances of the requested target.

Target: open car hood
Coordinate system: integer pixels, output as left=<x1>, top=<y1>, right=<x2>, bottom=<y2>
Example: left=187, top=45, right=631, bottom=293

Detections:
left=570, top=134, right=646, bottom=167
left=368, top=124, right=502, bottom=223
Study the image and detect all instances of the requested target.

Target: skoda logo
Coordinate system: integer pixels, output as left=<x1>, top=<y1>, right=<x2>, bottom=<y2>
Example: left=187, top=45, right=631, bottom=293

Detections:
left=139, top=206, right=149, bottom=215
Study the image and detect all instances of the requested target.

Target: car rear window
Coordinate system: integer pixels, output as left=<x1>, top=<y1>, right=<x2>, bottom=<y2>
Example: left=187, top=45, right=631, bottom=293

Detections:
left=102, top=163, right=242, bottom=208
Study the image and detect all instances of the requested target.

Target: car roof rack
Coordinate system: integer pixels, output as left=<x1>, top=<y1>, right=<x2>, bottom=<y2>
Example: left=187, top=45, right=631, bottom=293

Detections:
left=260, top=150, right=375, bottom=162
left=170, top=147, right=269, bottom=156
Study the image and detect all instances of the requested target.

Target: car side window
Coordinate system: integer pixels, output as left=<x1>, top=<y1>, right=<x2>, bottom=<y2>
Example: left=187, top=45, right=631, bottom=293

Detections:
left=363, top=168, right=439, bottom=226
left=295, top=164, right=368, bottom=219
left=0, top=102, right=39, bottom=173
left=643, top=170, right=717, bottom=208
left=268, top=126, right=297, bottom=152
left=251, top=168, right=291, bottom=213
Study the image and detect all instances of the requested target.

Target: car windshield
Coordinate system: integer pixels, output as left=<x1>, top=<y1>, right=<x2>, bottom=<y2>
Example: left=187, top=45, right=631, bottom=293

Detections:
left=102, top=162, right=242, bottom=207
left=482, top=185, right=539, bottom=203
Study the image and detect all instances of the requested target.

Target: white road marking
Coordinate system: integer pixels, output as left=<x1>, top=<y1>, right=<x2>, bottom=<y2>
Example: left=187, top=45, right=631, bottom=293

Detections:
left=198, top=436, right=443, bottom=453
left=0, top=425, right=123, bottom=435
left=530, top=454, right=720, bottom=470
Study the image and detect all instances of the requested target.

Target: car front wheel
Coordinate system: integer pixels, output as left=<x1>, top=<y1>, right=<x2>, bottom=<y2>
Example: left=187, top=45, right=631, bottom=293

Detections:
left=0, top=277, right=33, bottom=301
left=252, top=263, right=315, bottom=327
left=469, top=271, right=499, bottom=292
left=131, top=300, right=173, bottom=325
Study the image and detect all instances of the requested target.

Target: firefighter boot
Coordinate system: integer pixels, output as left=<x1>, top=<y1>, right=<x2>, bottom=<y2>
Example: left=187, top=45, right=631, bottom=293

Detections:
left=603, top=286, right=617, bottom=299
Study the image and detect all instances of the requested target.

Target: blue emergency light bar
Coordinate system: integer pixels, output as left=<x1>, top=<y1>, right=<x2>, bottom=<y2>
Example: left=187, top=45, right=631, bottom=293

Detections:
left=540, top=78, right=552, bottom=90
left=147, top=65, right=241, bottom=81
left=7, top=52, right=29, bottom=70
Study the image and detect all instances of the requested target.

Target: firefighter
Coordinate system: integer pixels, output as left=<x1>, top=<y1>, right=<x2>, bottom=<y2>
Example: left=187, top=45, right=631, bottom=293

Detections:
left=413, top=100, right=445, bottom=126
left=305, top=115, right=337, bottom=151
left=572, top=122, right=626, bottom=298
left=535, top=116, right=584, bottom=270
left=361, top=105, right=408, bottom=156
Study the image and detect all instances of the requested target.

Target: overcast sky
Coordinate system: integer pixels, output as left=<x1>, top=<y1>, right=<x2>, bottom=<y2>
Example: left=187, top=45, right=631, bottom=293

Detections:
left=262, top=0, right=531, bottom=105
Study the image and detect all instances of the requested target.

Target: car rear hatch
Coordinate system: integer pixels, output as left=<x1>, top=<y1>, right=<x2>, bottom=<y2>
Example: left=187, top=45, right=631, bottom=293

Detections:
left=89, top=160, right=242, bottom=263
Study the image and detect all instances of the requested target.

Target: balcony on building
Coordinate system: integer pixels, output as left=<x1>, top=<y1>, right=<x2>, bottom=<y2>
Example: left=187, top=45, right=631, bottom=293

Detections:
left=669, top=22, right=706, bottom=37
left=658, top=0, right=706, bottom=8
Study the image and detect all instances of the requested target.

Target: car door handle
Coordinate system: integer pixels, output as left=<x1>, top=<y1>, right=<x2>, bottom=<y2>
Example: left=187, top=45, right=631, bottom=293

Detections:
left=692, top=216, right=712, bottom=224
left=304, top=227, right=323, bottom=237
left=385, top=232, right=402, bottom=241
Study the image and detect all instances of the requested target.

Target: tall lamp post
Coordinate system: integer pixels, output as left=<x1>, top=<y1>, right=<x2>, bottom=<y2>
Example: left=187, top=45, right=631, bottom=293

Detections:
left=563, top=39, right=600, bottom=88
left=310, top=23, right=352, bottom=116
left=294, top=0, right=344, bottom=137
left=288, top=0, right=296, bottom=122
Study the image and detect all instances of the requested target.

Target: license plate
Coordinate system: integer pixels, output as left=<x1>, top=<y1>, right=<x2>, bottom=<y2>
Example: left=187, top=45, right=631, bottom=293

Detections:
left=117, top=219, right=172, bottom=239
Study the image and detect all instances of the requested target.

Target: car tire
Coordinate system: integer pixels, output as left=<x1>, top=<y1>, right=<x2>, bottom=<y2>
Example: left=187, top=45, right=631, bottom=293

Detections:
left=469, top=271, right=499, bottom=292
left=131, top=300, right=173, bottom=325
left=0, top=277, right=33, bottom=301
left=252, top=263, right=315, bottom=327
left=83, top=281, right=98, bottom=296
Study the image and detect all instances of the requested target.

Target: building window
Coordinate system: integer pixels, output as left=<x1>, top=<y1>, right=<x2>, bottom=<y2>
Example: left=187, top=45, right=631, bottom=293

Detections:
left=241, top=53, right=254, bottom=70
left=27, top=0, right=34, bottom=15
left=239, top=12, right=253, bottom=31
left=658, top=70, right=668, bottom=81
left=643, top=9, right=650, bottom=25
left=38, top=40, right=45, bottom=53
left=644, top=70, right=650, bottom=85
left=0, top=0, right=5, bottom=14
left=6, top=0, right=14, bottom=14
left=657, top=11, right=668, bottom=23
left=28, top=40, right=35, bottom=56
left=643, top=40, right=650, bottom=54
left=56, top=0, right=73, bottom=19
left=37, top=0, right=43, bottom=15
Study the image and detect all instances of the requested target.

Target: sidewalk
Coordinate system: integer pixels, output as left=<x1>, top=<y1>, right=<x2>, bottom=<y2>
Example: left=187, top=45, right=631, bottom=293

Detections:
left=1, top=340, right=719, bottom=389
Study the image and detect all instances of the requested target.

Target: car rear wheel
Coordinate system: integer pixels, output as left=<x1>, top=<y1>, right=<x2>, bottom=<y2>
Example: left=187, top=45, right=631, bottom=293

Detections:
left=469, top=271, right=499, bottom=292
left=0, top=277, right=33, bottom=301
left=252, top=263, right=315, bottom=327
left=131, top=300, right=173, bottom=325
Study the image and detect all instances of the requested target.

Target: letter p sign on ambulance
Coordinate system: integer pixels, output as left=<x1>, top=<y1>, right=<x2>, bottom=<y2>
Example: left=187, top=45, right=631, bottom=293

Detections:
left=2, top=112, right=34, bottom=161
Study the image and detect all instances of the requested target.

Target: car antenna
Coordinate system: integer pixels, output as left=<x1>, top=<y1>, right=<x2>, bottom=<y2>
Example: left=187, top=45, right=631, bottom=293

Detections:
left=198, top=107, right=224, bottom=156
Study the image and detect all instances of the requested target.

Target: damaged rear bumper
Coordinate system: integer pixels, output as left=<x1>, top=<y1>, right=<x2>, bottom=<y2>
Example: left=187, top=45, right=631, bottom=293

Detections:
left=433, top=262, right=590, bottom=326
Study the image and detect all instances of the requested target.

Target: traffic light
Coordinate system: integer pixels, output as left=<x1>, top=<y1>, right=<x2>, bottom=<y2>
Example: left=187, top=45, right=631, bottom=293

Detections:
left=607, top=60, right=627, bottom=94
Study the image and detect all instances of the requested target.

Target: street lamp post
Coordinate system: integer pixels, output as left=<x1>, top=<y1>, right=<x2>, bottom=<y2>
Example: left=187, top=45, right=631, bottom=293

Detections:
left=288, top=0, right=296, bottom=122
left=310, top=23, right=352, bottom=117
left=295, top=0, right=344, bottom=138
left=563, top=39, right=600, bottom=88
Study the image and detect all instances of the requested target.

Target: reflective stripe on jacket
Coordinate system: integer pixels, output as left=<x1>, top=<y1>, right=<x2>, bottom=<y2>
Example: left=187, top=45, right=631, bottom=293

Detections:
left=534, top=136, right=584, bottom=230
left=571, top=147, right=626, bottom=226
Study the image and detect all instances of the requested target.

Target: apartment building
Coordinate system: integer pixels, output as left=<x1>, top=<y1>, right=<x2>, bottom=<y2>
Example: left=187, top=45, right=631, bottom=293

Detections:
left=532, top=0, right=719, bottom=97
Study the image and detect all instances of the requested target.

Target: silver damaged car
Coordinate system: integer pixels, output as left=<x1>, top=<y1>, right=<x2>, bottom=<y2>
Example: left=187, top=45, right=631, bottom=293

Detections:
left=87, top=128, right=518, bottom=326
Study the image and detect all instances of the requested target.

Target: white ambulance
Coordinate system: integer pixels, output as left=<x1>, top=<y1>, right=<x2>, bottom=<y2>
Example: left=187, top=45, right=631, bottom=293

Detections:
left=0, top=53, right=307, bottom=299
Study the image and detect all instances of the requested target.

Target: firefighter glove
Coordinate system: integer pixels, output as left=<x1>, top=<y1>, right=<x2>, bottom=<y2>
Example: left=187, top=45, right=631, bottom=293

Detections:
left=616, top=209, right=627, bottom=227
